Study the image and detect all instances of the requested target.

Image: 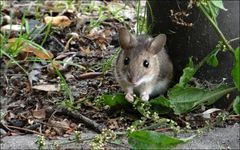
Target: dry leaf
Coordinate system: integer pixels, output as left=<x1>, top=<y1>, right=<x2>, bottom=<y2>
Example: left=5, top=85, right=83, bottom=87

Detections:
left=32, top=84, right=60, bottom=92
left=80, top=46, right=91, bottom=53
left=7, top=38, right=53, bottom=59
left=8, top=38, right=17, bottom=43
left=44, top=16, right=71, bottom=28
left=202, top=108, right=222, bottom=119
left=49, top=119, right=70, bottom=136
left=22, top=43, right=54, bottom=59
left=32, top=109, right=46, bottom=119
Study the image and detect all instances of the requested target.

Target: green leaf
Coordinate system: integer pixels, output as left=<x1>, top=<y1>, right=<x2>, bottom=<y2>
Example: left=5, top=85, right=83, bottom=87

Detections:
left=128, top=130, right=185, bottom=149
left=233, top=96, right=240, bottom=114
left=201, top=1, right=226, bottom=20
left=178, top=57, right=196, bottom=87
left=202, top=1, right=219, bottom=19
left=168, top=85, right=236, bottom=115
left=206, top=51, right=219, bottom=67
left=149, top=96, right=172, bottom=114
left=211, top=0, right=228, bottom=11
left=101, top=93, right=129, bottom=107
left=231, top=47, right=240, bottom=91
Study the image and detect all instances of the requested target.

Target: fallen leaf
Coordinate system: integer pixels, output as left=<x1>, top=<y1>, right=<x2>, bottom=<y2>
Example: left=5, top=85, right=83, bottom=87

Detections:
left=202, top=108, right=222, bottom=119
left=22, top=43, right=54, bottom=59
left=44, top=16, right=71, bottom=28
left=49, top=119, right=70, bottom=136
left=99, top=43, right=107, bottom=50
left=32, top=84, right=60, bottom=92
left=32, top=109, right=46, bottom=119
left=80, top=46, right=91, bottom=54
left=79, top=72, right=103, bottom=79
left=7, top=38, right=53, bottom=59
left=45, top=129, right=51, bottom=135
left=8, top=38, right=18, bottom=43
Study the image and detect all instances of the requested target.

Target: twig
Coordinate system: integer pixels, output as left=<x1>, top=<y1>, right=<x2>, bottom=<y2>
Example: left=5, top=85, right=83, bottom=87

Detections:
left=79, top=72, right=103, bottom=79
left=5, top=125, right=44, bottom=136
left=58, top=108, right=106, bottom=133
left=228, top=37, right=240, bottom=43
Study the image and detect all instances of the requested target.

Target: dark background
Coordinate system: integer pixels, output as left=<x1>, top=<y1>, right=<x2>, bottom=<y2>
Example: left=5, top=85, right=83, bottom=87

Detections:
left=147, top=0, right=239, bottom=108
left=147, top=0, right=239, bottom=84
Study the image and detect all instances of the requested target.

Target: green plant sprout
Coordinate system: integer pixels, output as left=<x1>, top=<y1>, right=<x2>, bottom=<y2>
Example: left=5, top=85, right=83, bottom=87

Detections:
left=1, top=11, right=75, bottom=104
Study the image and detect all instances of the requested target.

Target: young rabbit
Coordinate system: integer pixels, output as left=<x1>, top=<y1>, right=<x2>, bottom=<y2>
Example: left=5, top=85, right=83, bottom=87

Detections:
left=114, top=27, right=173, bottom=102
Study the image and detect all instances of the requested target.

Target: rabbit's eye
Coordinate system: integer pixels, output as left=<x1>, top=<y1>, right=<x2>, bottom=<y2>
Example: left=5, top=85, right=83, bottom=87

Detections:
left=124, top=57, right=130, bottom=65
left=143, top=60, right=149, bottom=68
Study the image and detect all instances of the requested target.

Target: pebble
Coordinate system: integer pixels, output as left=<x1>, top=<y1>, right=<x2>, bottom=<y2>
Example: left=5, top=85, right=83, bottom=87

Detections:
left=1, top=24, right=25, bottom=34
left=0, top=128, right=7, bottom=135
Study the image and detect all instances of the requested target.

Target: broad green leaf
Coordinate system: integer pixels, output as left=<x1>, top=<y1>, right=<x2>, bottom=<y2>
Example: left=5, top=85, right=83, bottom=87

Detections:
left=149, top=96, right=172, bottom=114
left=206, top=51, right=219, bottom=67
left=101, top=93, right=129, bottom=107
left=168, top=85, right=236, bottom=115
left=178, top=57, right=196, bottom=87
left=233, top=96, right=240, bottom=114
left=211, top=0, right=228, bottom=11
left=231, top=47, right=240, bottom=91
left=128, top=130, right=185, bottom=149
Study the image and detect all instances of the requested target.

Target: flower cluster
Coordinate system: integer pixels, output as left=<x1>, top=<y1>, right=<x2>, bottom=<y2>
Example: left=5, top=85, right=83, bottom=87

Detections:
left=74, top=131, right=82, bottom=143
left=90, top=129, right=116, bottom=150
left=127, top=125, right=137, bottom=134
left=35, top=135, right=45, bottom=150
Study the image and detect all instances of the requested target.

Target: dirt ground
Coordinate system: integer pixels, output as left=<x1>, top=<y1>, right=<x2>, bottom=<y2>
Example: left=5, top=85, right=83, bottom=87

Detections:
left=1, top=123, right=239, bottom=149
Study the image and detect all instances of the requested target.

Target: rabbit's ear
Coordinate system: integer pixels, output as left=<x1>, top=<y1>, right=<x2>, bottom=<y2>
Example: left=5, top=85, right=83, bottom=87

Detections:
left=118, top=27, right=137, bottom=50
left=148, top=34, right=166, bottom=54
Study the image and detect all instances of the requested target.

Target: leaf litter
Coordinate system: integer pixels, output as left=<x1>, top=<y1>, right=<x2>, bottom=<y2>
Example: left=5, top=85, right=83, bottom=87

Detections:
left=1, top=0, right=134, bottom=140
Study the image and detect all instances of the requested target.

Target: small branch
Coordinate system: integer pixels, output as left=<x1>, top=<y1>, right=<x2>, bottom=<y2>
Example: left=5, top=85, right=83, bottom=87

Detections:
left=79, top=72, right=103, bottom=79
left=58, top=108, right=106, bottom=133
left=228, top=37, right=240, bottom=43
left=5, top=125, right=44, bottom=136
